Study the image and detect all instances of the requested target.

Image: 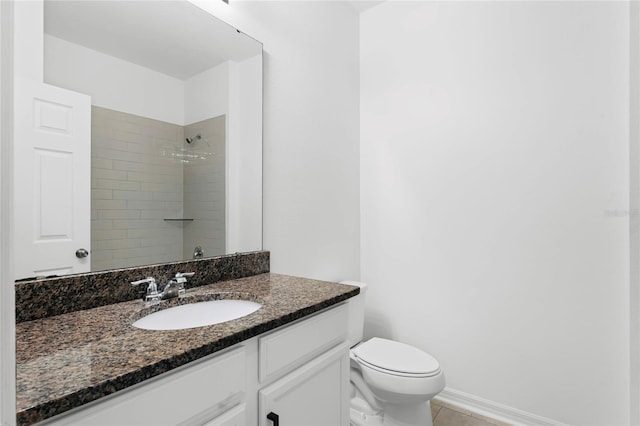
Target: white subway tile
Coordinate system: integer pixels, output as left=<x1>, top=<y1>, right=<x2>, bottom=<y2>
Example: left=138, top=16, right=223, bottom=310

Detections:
left=139, top=237, right=174, bottom=247
left=113, top=190, right=153, bottom=200
left=96, top=179, right=140, bottom=191
left=97, top=210, right=141, bottom=219
left=91, top=106, right=192, bottom=268
left=93, top=229, right=127, bottom=240
left=92, top=199, right=127, bottom=210
left=93, top=169, right=128, bottom=181
left=94, top=147, right=146, bottom=164
left=152, top=191, right=182, bottom=202
left=140, top=210, right=171, bottom=219
left=114, top=244, right=172, bottom=259
left=113, top=219, right=159, bottom=230
left=93, top=137, right=129, bottom=152
left=92, top=238, right=141, bottom=250
left=141, top=182, right=182, bottom=193
left=91, top=189, right=113, bottom=200
left=91, top=158, right=113, bottom=169
left=90, top=249, right=114, bottom=260
left=127, top=171, right=175, bottom=184
left=91, top=219, right=113, bottom=230
left=112, top=129, right=153, bottom=145
left=126, top=199, right=168, bottom=210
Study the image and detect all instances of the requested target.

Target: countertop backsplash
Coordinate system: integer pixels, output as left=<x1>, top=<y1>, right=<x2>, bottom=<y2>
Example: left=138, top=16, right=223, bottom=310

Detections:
left=15, top=251, right=270, bottom=323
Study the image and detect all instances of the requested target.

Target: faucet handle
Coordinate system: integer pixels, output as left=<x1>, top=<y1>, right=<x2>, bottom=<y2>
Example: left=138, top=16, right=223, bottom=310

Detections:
left=131, top=277, right=160, bottom=303
left=131, top=277, right=156, bottom=286
left=175, top=272, right=194, bottom=278
left=173, top=273, right=193, bottom=297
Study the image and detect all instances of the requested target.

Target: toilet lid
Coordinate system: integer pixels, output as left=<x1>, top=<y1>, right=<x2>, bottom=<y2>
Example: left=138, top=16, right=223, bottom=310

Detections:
left=353, top=337, right=440, bottom=376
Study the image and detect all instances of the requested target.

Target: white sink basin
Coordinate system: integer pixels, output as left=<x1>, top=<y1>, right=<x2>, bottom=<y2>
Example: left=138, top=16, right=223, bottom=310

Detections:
left=133, top=300, right=262, bottom=330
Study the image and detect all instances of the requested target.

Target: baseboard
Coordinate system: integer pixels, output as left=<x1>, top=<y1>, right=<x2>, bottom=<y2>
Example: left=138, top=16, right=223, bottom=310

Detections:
left=434, top=388, right=569, bottom=426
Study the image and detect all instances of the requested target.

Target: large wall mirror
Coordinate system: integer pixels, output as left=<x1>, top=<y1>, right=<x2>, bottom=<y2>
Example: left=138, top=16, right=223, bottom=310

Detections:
left=16, top=0, right=262, bottom=279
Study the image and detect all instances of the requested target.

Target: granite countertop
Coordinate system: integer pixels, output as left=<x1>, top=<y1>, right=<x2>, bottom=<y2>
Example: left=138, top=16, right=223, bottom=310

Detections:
left=16, top=273, right=359, bottom=426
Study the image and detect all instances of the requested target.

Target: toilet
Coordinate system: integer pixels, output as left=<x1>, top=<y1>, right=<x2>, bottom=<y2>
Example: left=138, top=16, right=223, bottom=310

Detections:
left=342, top=281, right=445, bottom=426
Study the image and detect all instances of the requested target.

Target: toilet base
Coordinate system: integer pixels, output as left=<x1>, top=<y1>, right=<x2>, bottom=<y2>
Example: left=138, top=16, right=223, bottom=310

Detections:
left=350, top=405, right=384, bottom=426
left=350, top=397, right=433, bottom=426
left=382, top=401, right=433, bottom=426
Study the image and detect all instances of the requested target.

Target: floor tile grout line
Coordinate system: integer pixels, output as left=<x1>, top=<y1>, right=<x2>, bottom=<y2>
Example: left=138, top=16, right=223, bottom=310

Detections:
left=432, top=403, right=442, bottom=423
left=432, top=405, right=497, bottom=426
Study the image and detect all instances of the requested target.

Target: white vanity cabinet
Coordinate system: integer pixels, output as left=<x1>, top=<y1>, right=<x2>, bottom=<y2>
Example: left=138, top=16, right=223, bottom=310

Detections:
left=257, top=303, right=350, bottom=426
left=40, top=303, right=349, bottom=426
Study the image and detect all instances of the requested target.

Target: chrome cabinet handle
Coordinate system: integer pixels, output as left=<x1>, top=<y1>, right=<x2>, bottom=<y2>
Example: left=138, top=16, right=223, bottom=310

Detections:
left=75, top=248, right=89, bottom=258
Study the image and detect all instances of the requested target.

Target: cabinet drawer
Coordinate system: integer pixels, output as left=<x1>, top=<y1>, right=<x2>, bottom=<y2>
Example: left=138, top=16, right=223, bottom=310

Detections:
left=43, top=347, right=246, bottom=426
left=202, top=403, right=247, bottom=426
left=259, top=303, right=348, bottom=383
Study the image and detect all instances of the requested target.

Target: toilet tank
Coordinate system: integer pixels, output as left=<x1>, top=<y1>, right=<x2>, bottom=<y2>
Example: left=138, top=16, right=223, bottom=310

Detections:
left=340, top=281, right=368, bottom=347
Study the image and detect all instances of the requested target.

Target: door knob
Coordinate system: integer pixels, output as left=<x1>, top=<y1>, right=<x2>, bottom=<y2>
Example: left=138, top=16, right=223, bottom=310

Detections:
left=75, top=248, right=89, bottom=258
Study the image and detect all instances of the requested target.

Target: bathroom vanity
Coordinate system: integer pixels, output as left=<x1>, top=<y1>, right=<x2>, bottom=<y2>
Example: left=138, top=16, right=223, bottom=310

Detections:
left=40, top=302, right=349, bottom=426
left=15, top=257, right=358, bottom=426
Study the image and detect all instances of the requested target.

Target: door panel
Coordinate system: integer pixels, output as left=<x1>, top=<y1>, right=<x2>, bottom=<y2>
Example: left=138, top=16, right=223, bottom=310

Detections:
left=14, top=78, right=91, bottom=279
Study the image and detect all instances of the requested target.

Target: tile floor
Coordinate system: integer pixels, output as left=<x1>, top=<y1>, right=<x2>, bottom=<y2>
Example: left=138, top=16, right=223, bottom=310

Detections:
left=431, top=400, right=512, bottom=426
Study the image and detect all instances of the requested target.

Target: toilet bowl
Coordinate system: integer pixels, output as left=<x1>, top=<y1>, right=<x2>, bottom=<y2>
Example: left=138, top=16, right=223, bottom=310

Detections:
left=342, top=281, right=445, bottom=426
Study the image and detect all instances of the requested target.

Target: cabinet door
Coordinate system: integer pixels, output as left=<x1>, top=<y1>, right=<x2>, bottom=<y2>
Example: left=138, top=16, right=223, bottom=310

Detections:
left=259, top=344, right=349, bottom=426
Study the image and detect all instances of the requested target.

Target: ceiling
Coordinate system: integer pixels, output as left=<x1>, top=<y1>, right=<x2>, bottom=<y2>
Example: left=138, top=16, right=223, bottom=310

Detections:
left=44, top=1, right=262, bottom=80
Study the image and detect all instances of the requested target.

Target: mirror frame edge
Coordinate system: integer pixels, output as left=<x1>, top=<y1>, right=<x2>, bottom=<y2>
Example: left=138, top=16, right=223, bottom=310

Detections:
left=1, top=0, right=17, bottom=424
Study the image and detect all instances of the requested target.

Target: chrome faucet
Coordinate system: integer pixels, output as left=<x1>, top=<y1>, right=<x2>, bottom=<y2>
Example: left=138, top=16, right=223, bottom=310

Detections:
left=131, top=272, right=194, bottom=303
left=130, top=277, right=160, bottom=303
left=159, top=272, right=195, bottom=300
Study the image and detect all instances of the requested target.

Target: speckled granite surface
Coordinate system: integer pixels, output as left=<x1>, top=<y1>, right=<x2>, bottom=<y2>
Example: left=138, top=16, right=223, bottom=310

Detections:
left=16, top=273, right=359, bottom=426
left=15, top=251, right=269, bottom=323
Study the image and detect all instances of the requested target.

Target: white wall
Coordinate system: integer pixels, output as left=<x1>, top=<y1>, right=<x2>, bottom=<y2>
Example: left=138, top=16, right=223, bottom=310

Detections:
left=44, top=35, right=238, bottom=128
left=183, top=62, right=228, bottom=125
left=44, top=35, right=184, bottom=125
left=361, top=2, right=630, bottom=425
left=13, top=0, right=41, bottom=83
left=194, top=0, right=361, bottom=281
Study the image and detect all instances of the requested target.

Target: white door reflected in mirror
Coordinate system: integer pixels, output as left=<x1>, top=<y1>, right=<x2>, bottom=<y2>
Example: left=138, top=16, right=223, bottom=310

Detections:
left=14, top=78, right=91, bottom=279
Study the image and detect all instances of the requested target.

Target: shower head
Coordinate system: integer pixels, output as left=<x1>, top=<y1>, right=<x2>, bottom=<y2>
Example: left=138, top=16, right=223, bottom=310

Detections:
left=185, top=134, right=202, bottom=144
